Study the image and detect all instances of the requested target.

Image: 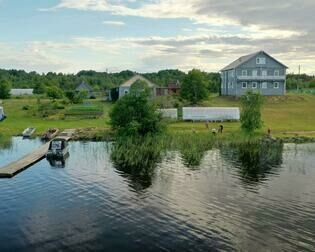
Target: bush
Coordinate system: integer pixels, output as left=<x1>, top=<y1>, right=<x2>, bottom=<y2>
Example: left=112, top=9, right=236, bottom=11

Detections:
left=22, top=105, right=32, bottom=110
left=46, top=86, right=64, bottom=99
left=240, top=91, right=264, bottom=134
left=110, top=92, right=165, bottom=137
left=180, top=69, right=208, bottom=104
left=0, top=79, right=11, bottom=99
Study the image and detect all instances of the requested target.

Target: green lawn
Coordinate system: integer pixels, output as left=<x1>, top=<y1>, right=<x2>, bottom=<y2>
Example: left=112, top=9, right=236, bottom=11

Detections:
left=0, top=98, right=112, bottom=136
left=1, top=94, right=315, bottom=138
left=169, top=94, right=315, bottom=137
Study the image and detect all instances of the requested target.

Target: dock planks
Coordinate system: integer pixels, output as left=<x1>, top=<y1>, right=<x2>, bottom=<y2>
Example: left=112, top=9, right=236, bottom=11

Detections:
left=0, top=129, right=76, bottom=179
left=0, top=142, right=50, bottom=178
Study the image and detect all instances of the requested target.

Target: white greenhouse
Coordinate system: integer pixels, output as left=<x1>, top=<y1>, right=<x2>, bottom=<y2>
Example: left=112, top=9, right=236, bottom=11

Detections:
left=183, top=107, right=240, bottom=121
left=158, top=109, right=178, bottom=120
left=10, top=89, right=34, bottom=96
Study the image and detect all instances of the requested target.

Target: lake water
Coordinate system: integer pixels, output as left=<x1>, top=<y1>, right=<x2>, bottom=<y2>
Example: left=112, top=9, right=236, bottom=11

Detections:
left=0, top=137, right=315, bottom=251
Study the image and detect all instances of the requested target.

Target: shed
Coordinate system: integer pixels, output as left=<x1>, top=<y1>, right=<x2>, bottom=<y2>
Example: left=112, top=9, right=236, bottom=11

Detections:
left=75, top=82, right=95, bottom=98
left=10, top=89, right=34, bottom=96
left=118, top=75, right=157, bottom=98
left=183, top=107, right=240, bottom=121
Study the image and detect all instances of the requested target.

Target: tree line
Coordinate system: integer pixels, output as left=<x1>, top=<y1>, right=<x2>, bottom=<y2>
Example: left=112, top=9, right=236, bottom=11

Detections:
left=0, top=68, right=220, bottom=98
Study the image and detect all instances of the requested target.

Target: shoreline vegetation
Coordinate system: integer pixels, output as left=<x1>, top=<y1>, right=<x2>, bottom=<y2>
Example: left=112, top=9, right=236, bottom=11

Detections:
left=1, top=93, right=315, bottom=144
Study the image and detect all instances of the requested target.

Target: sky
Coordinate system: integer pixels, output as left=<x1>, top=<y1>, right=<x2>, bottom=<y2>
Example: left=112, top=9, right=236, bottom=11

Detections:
left=0, top=0, right=314, bottom=74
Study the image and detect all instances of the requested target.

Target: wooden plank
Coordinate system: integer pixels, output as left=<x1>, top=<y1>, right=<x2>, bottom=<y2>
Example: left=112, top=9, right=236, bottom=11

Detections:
left=0, top=143, right=50, bottom=178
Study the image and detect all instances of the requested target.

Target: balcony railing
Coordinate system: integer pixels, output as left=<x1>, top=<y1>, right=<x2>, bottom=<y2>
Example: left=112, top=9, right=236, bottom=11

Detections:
left=237, top=75, right=285, bottom=81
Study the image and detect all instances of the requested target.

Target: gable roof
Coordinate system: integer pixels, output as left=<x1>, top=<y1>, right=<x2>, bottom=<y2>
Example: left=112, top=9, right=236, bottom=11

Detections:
left=221, top=51, right=288, bottom=71
left=120, top=74, right=157, bottom=88
left=76, top=82, right=93, bottom=92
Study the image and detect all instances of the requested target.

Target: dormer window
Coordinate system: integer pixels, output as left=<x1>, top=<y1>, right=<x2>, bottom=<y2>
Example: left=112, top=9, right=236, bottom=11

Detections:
left=256, top=57, right=266, bottom=64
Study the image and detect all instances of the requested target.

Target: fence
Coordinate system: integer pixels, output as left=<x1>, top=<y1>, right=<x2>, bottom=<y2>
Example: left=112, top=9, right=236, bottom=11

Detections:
left=182, top=107, right=240, bottom=121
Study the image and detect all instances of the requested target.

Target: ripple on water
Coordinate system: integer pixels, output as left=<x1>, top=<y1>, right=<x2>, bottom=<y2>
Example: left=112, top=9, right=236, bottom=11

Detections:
left=0, top=140, right=315, bottom=251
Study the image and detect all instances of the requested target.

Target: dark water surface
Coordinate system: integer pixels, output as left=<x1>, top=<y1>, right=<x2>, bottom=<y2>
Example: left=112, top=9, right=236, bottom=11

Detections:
left=0, top=137, right=315, bottom=251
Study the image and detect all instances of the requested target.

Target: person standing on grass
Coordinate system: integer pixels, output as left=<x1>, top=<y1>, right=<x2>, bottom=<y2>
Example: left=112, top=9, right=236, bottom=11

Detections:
left=219, top=125, right=224, bottom=134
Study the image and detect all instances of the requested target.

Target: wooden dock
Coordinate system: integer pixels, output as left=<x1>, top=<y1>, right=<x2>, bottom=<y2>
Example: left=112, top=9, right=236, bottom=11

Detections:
left=0, top=129, right=76, bottom=179
left=0, top=142, right=50, bottom=178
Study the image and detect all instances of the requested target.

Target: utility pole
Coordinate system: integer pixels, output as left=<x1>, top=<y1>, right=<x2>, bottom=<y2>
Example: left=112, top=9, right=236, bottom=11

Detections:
left=297, top=65, right=301, bottom=92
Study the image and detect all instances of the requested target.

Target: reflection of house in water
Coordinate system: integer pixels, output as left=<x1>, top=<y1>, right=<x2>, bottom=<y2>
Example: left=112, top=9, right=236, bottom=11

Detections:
left=220, top=140, right=283, bottom=185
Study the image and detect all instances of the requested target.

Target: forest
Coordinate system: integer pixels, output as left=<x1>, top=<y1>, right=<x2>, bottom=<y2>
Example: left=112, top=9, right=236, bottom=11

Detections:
left=0, top=68, right=220, bottom=94
left=0, top=68, right=314, bottom=95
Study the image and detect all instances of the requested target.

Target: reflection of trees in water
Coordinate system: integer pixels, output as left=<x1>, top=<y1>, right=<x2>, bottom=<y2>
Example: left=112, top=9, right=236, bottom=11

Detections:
left=221, top=140, right=283, bottom=184
left=0, top=137, right=12, bottom=150
left=177, top=134, right=214, bottom=168
left=110, top=137, right=163, bottom=191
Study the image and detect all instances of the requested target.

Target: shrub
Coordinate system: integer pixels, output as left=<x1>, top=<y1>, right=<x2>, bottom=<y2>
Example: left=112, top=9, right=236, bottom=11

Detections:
left=240, top=91, right=264, bottom=134
left=110, top=92, right=165, bottom=137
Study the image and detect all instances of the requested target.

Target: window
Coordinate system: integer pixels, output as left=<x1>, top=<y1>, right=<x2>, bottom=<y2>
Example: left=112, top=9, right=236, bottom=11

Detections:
left=256, top=57, right=266, bottom=64
left=262, top=82, right=268, bottom=89
left=124, top=90, right=129, bottom=94
left=274, top=82, right=279, bottom=89
left=242, top=70, right=247, bottom=76
left=274, top=70, right=280, bottom=76
left=242, top=82, right=247, bottom=89
left=228, top=81, right=234, bottom=89
left=231, top=71, right=234, bottom=77
left=262, top=70, right=267, bottom=76
left=252, top=82, right=258, bottom=89
left=252, top=70, right=258, bottom=76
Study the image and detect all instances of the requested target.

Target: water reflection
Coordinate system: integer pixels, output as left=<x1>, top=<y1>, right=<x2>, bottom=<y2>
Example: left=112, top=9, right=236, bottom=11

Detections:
left=221, top=140, right=283, bottom=185
left=110, top=138, right=163, bottom=191
left=46, top=153, right=70, bottom=168
left=0, top=136, right=12, bottom=150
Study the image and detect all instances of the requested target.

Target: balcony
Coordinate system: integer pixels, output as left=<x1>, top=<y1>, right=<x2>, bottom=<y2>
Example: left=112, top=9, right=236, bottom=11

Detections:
left=237, top=75, right=286, bottom=81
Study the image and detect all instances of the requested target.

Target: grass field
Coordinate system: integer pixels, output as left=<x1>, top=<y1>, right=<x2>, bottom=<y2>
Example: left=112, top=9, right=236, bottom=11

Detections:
left=0, top=94, right=315, bottom=138
left=0, top=98, right=112, bottom=136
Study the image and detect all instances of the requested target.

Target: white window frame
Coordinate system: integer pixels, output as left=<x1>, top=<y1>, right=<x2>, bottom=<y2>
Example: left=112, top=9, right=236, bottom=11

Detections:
left=242, top=70, right=247, bottom=76
left=242, top=82, right=248, bottom=89
left=256, top=57, right=266, bottom=65
left=252, top=69, right=258, bottom=77
left=252, top=82, right=258, bottom=89
left=262, top=82, right=268, bottom=89
left=274, top=82, right=279, bottom=89
left=274, top=70, right=280, bottom=76
left=262, top=70, right=268, bottom=77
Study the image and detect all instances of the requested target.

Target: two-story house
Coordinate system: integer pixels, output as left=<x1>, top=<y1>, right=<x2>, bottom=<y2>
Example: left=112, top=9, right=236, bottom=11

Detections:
left=221, top=51, right=288, bottom=96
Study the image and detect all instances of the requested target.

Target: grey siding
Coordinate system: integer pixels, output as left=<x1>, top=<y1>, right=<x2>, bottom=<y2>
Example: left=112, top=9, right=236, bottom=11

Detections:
left=221, top=51, right=286, bottom=97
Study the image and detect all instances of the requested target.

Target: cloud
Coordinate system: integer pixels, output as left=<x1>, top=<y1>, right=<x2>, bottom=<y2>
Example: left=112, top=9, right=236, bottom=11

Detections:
left=102, top=20, right=125, bottom=26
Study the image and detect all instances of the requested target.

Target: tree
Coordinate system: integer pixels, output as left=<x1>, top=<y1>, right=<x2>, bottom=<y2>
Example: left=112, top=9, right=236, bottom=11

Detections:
left=46, top=86, right=64, bottom=99
left=181, top=69, right=208, bottom=104
left=0, top=79, right=11, bottom=99
left=240, top=91, right=264, bottom=134
left=110, top=92, right=164, bottom=137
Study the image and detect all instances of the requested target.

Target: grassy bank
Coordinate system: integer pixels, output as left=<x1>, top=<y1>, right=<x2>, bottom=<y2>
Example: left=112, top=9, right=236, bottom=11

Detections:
left=0, top=93, right=315, bottom=140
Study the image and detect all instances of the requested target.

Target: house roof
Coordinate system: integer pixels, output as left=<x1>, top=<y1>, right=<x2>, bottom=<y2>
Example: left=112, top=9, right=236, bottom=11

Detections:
left=221, top=51, right=288, bottom=71
left=120, top=74, right=157, bottom=88
left=76, top=82, right=93, bottom=92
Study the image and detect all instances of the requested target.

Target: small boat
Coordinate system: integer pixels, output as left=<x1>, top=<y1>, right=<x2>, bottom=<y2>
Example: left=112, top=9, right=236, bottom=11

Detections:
left=22, top=127, right=36, bottom=137
left=41, top=128, right=59, bottom=140
left=46, top=137, right=69, bottom=158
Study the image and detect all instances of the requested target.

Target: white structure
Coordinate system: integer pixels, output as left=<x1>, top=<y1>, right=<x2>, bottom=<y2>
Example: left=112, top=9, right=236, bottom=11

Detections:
left=10, top=89, right=34, bottom=96
left=118, top=75, right=157, bottom=98
left=158, top=109, right=178, bottom=120
left=0, top=107, right=5, bottom=121
left=183, top=107, right=240, bottom=121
